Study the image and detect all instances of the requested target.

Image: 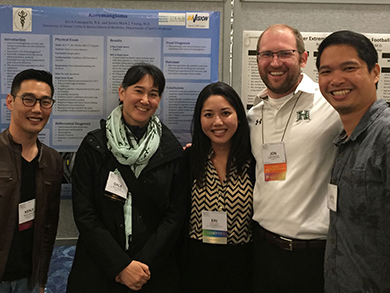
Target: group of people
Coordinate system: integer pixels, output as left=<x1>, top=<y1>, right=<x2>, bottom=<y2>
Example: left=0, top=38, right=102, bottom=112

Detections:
left=1, top=23, right=389, bottom=293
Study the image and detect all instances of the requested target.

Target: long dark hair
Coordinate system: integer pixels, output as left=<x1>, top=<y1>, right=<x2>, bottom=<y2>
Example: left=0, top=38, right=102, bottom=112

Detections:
left=190, top=82, right=251, bottom=187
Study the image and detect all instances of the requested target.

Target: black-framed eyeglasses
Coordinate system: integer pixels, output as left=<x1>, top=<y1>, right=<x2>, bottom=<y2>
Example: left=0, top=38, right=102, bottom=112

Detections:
left=257, top=49, right=298, bottom=60
left=13, top=94, right=55, bottom=109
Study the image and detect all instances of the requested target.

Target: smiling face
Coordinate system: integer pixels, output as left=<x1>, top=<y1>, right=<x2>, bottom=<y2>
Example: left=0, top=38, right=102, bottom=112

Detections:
left=201, top=95, right=238, bottom=150
left=119, top=74, right=161, bottom=127
left=6, top=79, right=52, bottom=141
left=257, top=27, right=308, bottom=99
left=318, top=44, right=379, bottom=116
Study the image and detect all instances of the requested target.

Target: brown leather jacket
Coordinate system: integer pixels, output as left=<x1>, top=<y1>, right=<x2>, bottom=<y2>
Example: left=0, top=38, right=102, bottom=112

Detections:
left=0, top=129, right=63, bottom=288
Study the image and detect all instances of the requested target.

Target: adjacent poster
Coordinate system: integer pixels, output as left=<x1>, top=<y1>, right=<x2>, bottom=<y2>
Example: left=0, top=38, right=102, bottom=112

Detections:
left=0, top=6, right=220, bottom=150
left=242, top=30, right=390, bottom=108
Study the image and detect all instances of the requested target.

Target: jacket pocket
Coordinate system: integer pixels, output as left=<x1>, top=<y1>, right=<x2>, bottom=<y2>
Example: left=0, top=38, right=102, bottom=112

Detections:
left=0, top=170, right=16, bottom=198
left=41, top=174, right=61, bottom=197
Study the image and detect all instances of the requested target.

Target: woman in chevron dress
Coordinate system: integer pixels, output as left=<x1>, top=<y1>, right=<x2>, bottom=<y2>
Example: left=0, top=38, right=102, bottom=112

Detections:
left=178, top=82, right=254, bottom=292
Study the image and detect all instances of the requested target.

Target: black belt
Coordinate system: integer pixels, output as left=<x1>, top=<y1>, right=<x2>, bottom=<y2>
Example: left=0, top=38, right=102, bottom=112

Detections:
left=257, top=224, right=326, bottom=251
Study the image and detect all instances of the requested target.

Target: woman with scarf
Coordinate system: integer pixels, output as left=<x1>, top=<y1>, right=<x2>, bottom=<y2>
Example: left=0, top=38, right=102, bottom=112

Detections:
left=67, top=64, right=184, bottom=292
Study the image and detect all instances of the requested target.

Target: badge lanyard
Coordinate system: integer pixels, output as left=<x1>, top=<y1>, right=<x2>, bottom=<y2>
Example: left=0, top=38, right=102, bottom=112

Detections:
left=261, top=92, right=303, bottom=181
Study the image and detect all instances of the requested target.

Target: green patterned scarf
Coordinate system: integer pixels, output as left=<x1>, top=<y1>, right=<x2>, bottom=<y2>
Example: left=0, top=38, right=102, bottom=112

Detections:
left=106, top=105, right=162, bottom=178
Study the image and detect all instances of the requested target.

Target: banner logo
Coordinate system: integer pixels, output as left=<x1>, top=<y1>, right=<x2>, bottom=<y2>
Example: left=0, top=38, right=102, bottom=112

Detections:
left=13, top=8, right=32, bottom=31
left=186, top=13, right=209, bottom=29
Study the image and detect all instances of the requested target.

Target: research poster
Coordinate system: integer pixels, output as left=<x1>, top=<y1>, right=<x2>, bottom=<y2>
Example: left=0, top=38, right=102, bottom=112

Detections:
left=0, top=6, right=220, bottom=151
left=242, top=31, right=390, bottom=108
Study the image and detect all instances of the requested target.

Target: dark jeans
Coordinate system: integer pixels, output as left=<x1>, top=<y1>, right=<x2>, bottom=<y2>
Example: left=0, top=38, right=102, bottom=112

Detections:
left=252, top=221, right=325, bottom=293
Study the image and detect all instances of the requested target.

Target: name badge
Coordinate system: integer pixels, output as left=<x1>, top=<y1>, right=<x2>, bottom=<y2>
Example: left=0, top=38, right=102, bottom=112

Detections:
left=327, top=183, right=338, bottom=212
left=19, top=199, right=35, bottom=231
left=262, top=142, right=287, bottom=181
left=105, top=171, right=128, bottom=201
left=202, top=210, right=227, bottom=245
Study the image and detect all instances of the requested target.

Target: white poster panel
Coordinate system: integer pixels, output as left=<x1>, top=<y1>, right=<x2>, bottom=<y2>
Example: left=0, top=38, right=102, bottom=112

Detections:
left=242, top=31, right=390, bottom=108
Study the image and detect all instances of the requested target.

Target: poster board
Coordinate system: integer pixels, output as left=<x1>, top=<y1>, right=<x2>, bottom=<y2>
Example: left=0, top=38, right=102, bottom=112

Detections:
left=0, top=5, right=220, bottom=150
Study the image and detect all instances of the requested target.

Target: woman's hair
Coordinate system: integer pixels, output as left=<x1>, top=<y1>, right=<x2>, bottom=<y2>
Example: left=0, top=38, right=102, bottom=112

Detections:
left=190, top=82, right=251, bottom=187
left=121, top=63, right=165, bottom=95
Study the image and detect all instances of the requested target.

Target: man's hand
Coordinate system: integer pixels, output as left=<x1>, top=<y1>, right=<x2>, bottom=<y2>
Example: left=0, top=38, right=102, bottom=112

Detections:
left=115, top=261, right=151, bottom=291
left=39, top=286, right=45, bottom=293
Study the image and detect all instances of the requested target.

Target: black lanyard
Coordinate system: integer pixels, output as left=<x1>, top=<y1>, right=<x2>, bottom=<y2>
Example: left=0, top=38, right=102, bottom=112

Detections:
left=261, top=92, right=303, bottom=145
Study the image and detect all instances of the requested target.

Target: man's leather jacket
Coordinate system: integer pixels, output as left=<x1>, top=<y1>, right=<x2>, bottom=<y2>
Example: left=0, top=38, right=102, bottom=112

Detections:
left=0, top=128, right=63, bottom=288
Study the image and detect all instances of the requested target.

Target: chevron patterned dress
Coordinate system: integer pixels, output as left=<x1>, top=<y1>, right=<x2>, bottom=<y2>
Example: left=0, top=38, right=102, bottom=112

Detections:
left=189, top=159, right=253, bottom=245
left=182, top=158, right=254, bottom=292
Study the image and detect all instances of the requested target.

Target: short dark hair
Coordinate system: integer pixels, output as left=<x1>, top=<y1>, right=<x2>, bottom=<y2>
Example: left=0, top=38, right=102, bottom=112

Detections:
left=121, top=63, right=165, bottom=96
left=11, top=69, right=54, bottom=97
left=257, top=24, right=305, bottom=54
left=190, top=82, right=251, bottom=187
left=316, top=30, right=378, bottom=72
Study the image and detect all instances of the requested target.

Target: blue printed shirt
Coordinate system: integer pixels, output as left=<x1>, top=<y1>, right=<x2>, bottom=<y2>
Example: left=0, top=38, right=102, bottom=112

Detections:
left=325, top=99, right=390, bottom=292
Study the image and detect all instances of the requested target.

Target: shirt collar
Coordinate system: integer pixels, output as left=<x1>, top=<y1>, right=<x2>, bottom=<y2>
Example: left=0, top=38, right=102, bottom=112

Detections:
left=334, top=99, right=388, bottom=146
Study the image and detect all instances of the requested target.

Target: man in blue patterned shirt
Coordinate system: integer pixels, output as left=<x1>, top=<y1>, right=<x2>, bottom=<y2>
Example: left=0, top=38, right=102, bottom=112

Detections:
left=316, top=30, right=390, bottom=292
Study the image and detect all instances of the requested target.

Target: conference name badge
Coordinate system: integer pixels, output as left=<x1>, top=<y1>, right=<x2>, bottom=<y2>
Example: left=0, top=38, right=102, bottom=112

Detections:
left=202, top=210, right=227, bottom=245
left=262, top=142, right=287, bottom=181
left=105, top=170, right=128, bottom=202
left=19, top=198, right=35, bottom=231
left=327, top=183, right=338, bottom=212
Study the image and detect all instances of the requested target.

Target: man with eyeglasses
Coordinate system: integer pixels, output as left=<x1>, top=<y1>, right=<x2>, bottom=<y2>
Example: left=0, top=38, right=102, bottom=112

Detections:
left=247, top=24, right=342, bottom=292
left=0, top=69, right=62, bottom=293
